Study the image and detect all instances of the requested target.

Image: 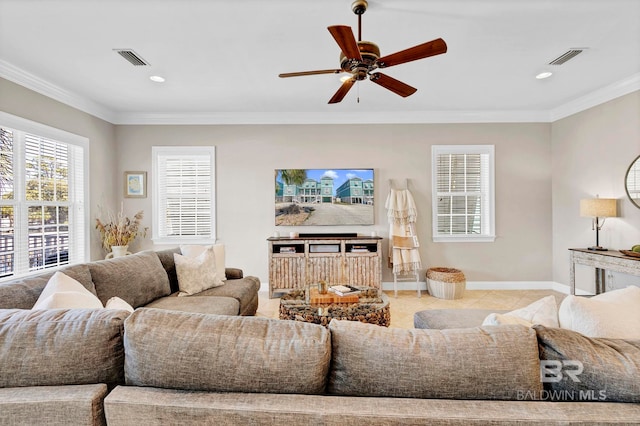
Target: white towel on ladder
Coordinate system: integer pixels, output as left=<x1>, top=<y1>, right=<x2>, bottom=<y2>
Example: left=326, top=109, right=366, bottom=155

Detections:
left=385, top=188, right=422, bottom=275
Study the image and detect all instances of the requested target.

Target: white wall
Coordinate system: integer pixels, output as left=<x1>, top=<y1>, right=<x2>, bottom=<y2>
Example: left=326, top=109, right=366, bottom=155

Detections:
left=551, top=91, right=640, bottom=292
left=0, top=78, right=118, bottom=260
left=115, top=122, right=553, bottom=283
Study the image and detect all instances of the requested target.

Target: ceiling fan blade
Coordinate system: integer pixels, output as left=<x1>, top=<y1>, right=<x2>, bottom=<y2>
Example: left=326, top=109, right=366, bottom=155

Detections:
left=279, top=69, right=343, bottom=78
left=369, top=73, right=417, bottom=97
left=377, top=38, right=447, bottom=68
left=328, top=25, right=362, bottom=61
left=328, top=78, right=356, bottom=104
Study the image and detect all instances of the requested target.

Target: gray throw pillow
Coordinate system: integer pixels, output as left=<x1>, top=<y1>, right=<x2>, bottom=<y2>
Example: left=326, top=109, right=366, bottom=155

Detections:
left=534, top=325, right=640, bottom=402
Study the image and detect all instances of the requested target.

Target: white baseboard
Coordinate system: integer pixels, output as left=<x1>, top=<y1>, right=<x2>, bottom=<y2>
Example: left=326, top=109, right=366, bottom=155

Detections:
left=260, top=281, right=593, bottom=296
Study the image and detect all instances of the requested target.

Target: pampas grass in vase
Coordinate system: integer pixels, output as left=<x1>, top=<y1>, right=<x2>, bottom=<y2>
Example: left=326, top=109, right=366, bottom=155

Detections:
left=95, top=205, right=148, bottom=254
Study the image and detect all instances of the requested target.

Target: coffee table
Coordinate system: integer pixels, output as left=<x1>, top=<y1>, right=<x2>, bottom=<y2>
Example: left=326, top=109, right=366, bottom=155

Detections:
left=279, top=287, right=390, bottom=327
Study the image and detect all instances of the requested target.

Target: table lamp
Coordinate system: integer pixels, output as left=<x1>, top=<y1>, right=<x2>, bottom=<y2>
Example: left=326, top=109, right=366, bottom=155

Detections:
left=580, top=197, right=617, bottom=251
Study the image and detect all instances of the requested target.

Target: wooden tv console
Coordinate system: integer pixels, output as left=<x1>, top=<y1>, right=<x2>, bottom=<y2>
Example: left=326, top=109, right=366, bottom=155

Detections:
left=267, top=235, right=383, bottom=298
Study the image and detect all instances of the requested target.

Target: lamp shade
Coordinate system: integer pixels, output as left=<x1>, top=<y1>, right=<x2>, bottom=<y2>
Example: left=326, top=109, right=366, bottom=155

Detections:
left=580, top=198, right=617, bottom=218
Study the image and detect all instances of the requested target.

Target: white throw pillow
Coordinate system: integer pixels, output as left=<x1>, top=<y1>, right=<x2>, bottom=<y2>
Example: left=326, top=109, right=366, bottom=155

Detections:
left=174, top=246, right=224, bottom=296
left=32, top=272, right=103, bottom=310
left=558, top=286, right=640, bottom=339
left=482, top=295, right=559, bottom=328
left=180, top=243, right=226, bottom=282
left=105, top=296, right=134, bottom=313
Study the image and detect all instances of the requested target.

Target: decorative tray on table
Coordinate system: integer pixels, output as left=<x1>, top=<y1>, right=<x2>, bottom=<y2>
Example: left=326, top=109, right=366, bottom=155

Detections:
left=619, top=250, right=640, bottom=258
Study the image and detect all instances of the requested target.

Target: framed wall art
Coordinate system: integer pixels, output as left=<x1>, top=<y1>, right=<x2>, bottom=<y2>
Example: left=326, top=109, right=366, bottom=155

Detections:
left=124, top=171, right=147, bottom=198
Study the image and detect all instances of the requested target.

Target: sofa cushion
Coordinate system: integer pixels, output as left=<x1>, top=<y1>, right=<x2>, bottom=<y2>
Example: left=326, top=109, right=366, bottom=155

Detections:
left=124, top=308, right=330, bottom=394
left=0, top=264, right=94, bottom=309
left=174, top=247, right=224, bottom=296
left=90, top=251, right=171, bottom=308
left=32, top=271, right=104, bottom=310
left=0, top=308, right=128, bottom=387
left=145, top=295, right=239, bottom=315
left=195, top=276, right=260, bottom=314
left=328, top=320, right=542, bottom=400
left=558, top=286, right=640, bottom=339
left=534, top=325, right=640, bottom=402
left=104, top=386, right=640, bottom=426
left=0, top=384, right=108, bottom=426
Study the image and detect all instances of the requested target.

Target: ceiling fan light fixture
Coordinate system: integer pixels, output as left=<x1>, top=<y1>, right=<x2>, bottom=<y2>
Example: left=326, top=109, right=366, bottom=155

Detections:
left=535, top=71, right=553, bottom=80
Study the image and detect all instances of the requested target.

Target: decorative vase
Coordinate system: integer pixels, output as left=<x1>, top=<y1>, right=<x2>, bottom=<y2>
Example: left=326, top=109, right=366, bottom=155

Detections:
left=105, top=245, right=132, bottom=259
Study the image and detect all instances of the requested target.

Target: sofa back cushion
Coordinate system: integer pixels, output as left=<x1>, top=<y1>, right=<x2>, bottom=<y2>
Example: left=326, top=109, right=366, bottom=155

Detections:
left=328, top=320, right=542, bottom=400
left=0, top=308, right=128, bottom=387
left=155, top=247, right=181, bottom=293
left=0, top=264, right=95, bottom=309
left=534, top=325, right=640, bottom=402
left=89, top=251, right=171, bottom=308
left=124, top=308, right=330, bottom=394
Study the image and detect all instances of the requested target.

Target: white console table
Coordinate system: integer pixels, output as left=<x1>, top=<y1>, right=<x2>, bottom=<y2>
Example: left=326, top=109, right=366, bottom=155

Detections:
left=569, top=248, right=640, bottom=295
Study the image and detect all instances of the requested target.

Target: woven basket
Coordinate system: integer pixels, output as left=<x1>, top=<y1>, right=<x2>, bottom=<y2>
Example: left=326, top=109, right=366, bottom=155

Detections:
left=426, top=267, right=466, bottom=300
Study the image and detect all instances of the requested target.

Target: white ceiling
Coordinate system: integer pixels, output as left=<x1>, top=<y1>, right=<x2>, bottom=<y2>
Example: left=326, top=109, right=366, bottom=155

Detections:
left=1, top=0, right=639, bottom=124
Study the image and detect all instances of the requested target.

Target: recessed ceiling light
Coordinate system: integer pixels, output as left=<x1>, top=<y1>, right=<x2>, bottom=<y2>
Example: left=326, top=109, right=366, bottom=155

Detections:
left=150, top=75, right=165, bottom=83
left=535, top=71, right=553, bottom=80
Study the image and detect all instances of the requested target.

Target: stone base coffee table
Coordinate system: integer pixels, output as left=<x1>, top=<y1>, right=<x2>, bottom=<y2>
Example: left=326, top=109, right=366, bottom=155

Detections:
left=279, top=287, right=390, bottom=327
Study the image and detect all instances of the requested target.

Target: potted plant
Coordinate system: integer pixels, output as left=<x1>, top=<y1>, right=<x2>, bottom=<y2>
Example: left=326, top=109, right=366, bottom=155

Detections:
left=95, top=206, right=147, bottom=258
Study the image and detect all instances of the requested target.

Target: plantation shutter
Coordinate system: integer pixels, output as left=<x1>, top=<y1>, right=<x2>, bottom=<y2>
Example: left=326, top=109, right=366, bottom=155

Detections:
left=1, top=112, right=88, bottom=280
left=153, top=146, right=215, bottom=243
left=432, top=145, right=495, bottom=242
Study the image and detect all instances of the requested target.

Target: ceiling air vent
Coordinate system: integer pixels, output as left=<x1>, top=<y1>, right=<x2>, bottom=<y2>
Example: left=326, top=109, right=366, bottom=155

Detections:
left=114, top=49, right=150, bottom=66
left=548, top=49, right=584, bottom=65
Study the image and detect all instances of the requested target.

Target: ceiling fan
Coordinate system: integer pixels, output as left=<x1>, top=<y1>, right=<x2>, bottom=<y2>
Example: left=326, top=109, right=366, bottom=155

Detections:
left=278, top=0, right=447, bottom=104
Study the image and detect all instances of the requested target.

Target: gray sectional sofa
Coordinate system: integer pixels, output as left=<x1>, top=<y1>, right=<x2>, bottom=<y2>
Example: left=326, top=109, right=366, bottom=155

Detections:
left=0, top=248, right=260, bottom=316
left=2, top=312, right=640, bottom=425
left=2, top=252, right=640, bottom=425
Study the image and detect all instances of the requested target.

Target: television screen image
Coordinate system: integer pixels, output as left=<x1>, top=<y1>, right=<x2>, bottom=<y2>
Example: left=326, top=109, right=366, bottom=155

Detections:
left=275, top=169, right=374, bottom=226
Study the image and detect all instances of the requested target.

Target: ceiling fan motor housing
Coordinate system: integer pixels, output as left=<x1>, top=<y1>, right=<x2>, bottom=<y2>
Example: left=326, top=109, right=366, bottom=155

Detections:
left=340, top=40, right=380, bottom=78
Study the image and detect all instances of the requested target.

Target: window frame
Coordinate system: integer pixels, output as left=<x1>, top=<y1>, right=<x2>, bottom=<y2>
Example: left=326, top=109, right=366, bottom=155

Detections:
left=0, top=112, right=89, bottom=280
left=152, top=146, right=216, bottom=245
left=431, top=144, right=495, bottom=243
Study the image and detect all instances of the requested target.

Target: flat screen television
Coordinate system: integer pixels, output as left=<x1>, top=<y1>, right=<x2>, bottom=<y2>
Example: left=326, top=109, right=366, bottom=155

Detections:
left=275, top=168, right=374, bottom=226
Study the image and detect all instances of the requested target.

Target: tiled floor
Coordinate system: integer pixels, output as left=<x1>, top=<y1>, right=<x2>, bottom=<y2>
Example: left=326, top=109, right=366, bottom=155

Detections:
left=256, top=289, right=565, bottom=329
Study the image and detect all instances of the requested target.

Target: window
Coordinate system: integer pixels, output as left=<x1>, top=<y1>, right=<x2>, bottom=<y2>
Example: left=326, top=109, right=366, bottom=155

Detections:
left=152, top=146, right=215, bottom=244
left=432, top=145, right=495, bottom=242
left=0, top=112, right=88, bottom=280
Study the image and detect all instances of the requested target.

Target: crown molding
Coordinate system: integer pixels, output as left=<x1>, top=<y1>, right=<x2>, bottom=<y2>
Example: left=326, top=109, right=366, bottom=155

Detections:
left=112, top=109, right=551, bottom=125
left=1, top=59, right=637, bottom=125
left=0, top=60, right=117, bottom=123
left=549, top=73, right=640, bottom=122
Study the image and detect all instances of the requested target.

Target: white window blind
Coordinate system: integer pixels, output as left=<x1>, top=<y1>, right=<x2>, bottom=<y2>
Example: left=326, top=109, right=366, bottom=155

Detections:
left=0, top=112, right=88, bottom=280
left=152, top=146, right=215, bottom=244
left=432, top=145, right=495, bottom=242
